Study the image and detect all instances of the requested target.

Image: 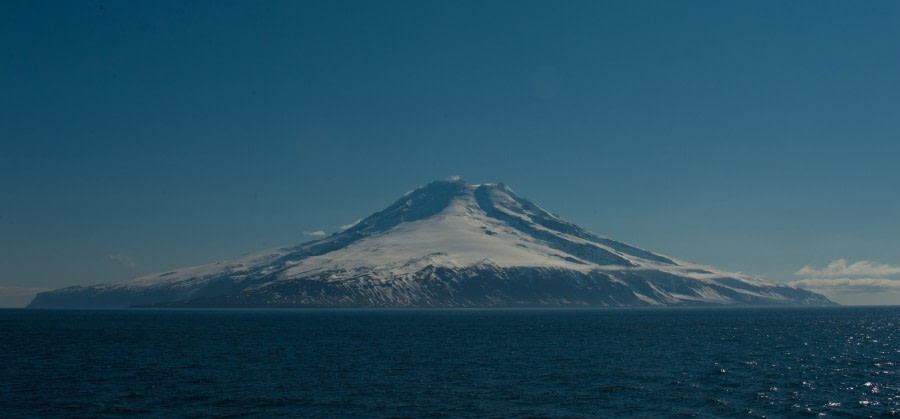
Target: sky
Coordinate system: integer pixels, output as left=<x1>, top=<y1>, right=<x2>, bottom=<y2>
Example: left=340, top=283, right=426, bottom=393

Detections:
left=2, top=0, right=899, bottom=307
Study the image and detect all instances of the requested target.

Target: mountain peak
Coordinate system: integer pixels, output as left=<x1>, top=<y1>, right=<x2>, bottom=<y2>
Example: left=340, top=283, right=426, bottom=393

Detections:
left=345, top=178, right=475, bottom=235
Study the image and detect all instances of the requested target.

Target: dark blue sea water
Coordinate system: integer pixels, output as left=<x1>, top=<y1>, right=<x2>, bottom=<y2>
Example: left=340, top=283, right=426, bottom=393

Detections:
left=1, top=307, right=897, bottom=417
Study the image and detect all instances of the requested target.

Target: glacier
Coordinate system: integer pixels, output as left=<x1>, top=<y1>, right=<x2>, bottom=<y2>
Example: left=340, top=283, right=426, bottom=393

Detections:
left=29, top=179, right=834, bottom=308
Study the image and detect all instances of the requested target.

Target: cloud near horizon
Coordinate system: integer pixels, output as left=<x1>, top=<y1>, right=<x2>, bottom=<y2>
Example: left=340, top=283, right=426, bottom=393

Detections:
left=789, top=259, right=900, bottom=297
left=304, top=230, right=327, bottom=238
left=795, top=259, right=900, bottom=278
left=789, top=278, right=900, bottom=295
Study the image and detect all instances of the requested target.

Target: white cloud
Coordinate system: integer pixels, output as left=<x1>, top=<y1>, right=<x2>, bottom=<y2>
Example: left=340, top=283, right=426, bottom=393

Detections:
left=796, top=259, right=900, bottom=278
left=108, top=252, right=137, bottom=268
left=789, top=278, right=900, bottom=295
left=790, top=259, right=900, bottom=301
left=304, top=230, right=327, bottom=238
left=339, top=219, right=362, bottom=230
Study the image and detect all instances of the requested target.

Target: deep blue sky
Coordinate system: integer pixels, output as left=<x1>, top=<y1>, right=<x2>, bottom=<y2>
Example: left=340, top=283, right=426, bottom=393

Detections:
left=2, top=1, right=899, bottom=306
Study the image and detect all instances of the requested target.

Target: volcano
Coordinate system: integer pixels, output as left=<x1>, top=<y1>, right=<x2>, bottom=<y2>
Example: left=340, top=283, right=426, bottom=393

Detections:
left=29, top=178, right=834, bottom=308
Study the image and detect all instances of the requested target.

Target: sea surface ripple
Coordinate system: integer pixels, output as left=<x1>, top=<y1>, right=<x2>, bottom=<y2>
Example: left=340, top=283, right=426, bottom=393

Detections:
left=1, top=307, right=897, bottom=417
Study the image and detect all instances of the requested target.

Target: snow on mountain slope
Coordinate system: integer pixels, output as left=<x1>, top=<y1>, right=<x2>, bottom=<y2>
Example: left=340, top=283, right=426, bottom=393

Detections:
left=29, top=179, right=834, bottom=308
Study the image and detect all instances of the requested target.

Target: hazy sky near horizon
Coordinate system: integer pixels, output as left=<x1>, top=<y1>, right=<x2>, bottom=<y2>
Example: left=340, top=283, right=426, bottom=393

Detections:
left=2, top=1, right=899, bottom=306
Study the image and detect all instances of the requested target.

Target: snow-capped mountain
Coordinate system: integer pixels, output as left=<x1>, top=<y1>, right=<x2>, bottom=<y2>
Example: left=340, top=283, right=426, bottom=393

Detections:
left=29, top=178, right=834, bottom=308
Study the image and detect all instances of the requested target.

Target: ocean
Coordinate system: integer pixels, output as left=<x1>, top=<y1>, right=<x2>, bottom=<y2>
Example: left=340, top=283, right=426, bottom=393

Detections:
left=1, top=307, right=897, bottom=417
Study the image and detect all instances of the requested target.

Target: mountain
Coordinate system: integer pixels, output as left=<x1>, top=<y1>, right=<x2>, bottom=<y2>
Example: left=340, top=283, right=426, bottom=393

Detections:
left=29, top=179, right=834, bottom=308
